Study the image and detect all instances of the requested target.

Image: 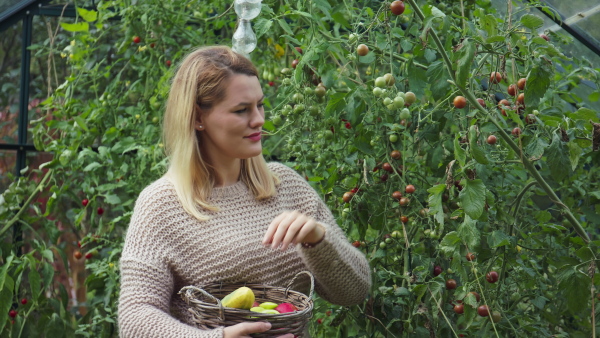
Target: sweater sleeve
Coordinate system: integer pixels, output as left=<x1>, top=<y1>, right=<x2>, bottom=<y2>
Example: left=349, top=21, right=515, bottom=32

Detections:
left=269, top=163, right=371, bottom=306
left=117, top=181, right=223, bottom=338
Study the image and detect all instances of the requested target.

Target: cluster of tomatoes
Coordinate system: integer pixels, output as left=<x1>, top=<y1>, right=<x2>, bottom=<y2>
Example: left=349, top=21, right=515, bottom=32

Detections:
left=7, top=298, right=28, bottom=324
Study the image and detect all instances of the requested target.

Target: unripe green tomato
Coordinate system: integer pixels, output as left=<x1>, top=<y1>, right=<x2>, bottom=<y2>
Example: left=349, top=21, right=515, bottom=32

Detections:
left=399, top=108, right=411, bottom=120
left=292, top=93, right=304, bottom=103
left=293, top=104, right=305, bottom=114
left=471, top=267, right=478, bottom=274
left=379, top=241, right=387, bottom=249
left=373, top=87, right=384, bottom=97
left=282, top=78, right=292, bottom=85
left=424, top=229, right=431, bottom=236
left=385, top=237, right=392, bottom=244
left=430, top=232, right=439, bottom=240
left=267, top=72, right=275, bottom=81
left=383, top=97, right=393, bottom=106
left=262, top=70, right=269, bottom=79
left=393, top=96, right=405, bottom=109
left=375, top=77, right=387, bottom=88
left=386, top=104, right=396, bottom=110
left=273, top=66, right=281, bottom=75
left=389, top=134, right=398, bottom=142
left=272, top=116, right=283, bottom=126
left=447, top=268, right=453, bottom=274
left=348, top=33, right=358, bottom=44
left=370, top=139, right=377, bottom=147
left=309, top=105, right=319, bottom=116
left=304, top=87, right=313, bottom=95
left=281, top=68, right=291, bottom=75
left=396, top=92, right=406, bottom=100
left=533, top=109, right=540, bottom=115
left=152, top=117, right=159, bottom=123
left=391, top=230, right=401, bottom=238
left=323, top=130, right=334, bottom=140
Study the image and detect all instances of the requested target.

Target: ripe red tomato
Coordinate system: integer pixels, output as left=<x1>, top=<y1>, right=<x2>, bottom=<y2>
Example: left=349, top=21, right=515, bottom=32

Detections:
left=345, top=122, right=352, bottom=129
left=390, top=150, right=402, bottom=160
left=405, top=184, right=415, bottom=194
left=433, top=265, right=442, bottom=276
left=82, top=199, right=89, bottom=207
left=351, top=187, right=359, bottom=194
left=74, top=251, right=82, bottom=259
left=85, top=252, right=93, bottom=259
left=390, top=1, right=405, bottom=15
left=150, top=43, right=155, bottom=48
left=469, top=291, right=481, bottom=302
left=512, top=127, right=522, bottom=137
left=295, top=47, right=303, bottom=55
left=446, top=279, right=457, bottom=290
left=486, top=271, right=499, bottom=283
left=507, top=84, right=517, bottom=97
left=166, top=60, right=172, bottom=67
left=392, top=191, right=403, bottom=200
left=268, top=81, right=275, bottom=87
left=352, top=240, right=361, bottom=248
left=317, top=318, right=323, bottom=324
left=342, top=192, right=354, bottom=203
left=9, top=310, right=17, bottom=318
left=487, top=135, right=497, bottom=145
left=291, top=59, right=300, bottom=69
left=356, top=44, right=369, bottom=56
left=399, top=197, right=410, bottom=206
left=539, top=34, right=549, bottom=41
left=20, top=298, right=27, bottom=305
left=132, top=36, right=141, bottom=44
left=465, top=252, right=476, bottom=261
left=326, top=310, right=332, bottom=316
left=525, top=114, right=536, bottom=124
left=453, top=303, right=464, bottom=314
left=476, top=98, right=486, bottom=108
left=489, top=71, right=502, bottom=84
left=400, top=216, right=409, bottom=223
left=498, top=99, right=510, bottom=108
left=97, top=207, right=104, bottom=215
left=517, top=78, right=526, bottom=90
left=382, top=162, right=393, bottom=173
left=453, top=96, right=467, bottom=109
left=380, top=174, right=389, bottom=182
left=477, top=305, right=490, bottom=317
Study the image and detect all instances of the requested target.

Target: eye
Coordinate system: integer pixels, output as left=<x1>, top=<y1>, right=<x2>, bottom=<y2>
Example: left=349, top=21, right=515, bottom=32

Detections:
left=257, top=103, right=264, bottom=109
left=234, top=108, right=247, bottom=113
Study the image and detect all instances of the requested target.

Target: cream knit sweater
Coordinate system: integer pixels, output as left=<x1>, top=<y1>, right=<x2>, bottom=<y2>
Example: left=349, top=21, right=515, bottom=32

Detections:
left=117, top=162, right=371, bottom=337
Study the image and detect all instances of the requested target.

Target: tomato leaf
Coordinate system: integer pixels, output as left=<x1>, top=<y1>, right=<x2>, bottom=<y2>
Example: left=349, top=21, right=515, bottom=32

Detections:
left=426, top=61, right=451, bottom=101
left=458, top=215, right=480, bottom=250
left=0, top=286, right=13, bottom=333
left=60, top=22, right=89, bottom=32
left=520, top=14, right=544, bottom=30
left=487, top=230, right=510, bottom=248
left=427, top=184, right=446, bottom=227
left=459, top=179, right=486, bottom=220
left=566, top=108, right=599, bottom=122
left=254, top=18, right=273, bottom=39
left=29, top=268, right=41, bottom=300
left=76, top=7, right=98, bottom=22
left=556, top=264, right=591, bottom=313
left=455, top=39, right=475, bottom=89
left=454, top=137, right=467, bottom=167
left=546, top=133, right=572, bottom=182
left=407, top=60, right=427, bottom=98
left=439, top=231, right=460, bottom=256
left=0, top=255, right=13, bottom=292
left=524, top=58, right=552, bottom=111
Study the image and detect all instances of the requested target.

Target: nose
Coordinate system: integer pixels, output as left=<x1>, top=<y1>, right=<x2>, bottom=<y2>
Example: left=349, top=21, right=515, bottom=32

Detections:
left=249, top=105, right=264, bottom=129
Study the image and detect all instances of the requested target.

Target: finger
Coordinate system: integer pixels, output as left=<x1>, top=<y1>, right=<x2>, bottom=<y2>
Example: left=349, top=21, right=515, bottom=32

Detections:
left=292, top=218, right=318, bottom=246
left=263, top=211, right=289, bottom=245
left=271, top=211, right=300, bottom=249
left=281, top=215, right=310, bottom=251
left=276, top=334, right=295, bottom=338
left=234, top=321, right=272, bottom=335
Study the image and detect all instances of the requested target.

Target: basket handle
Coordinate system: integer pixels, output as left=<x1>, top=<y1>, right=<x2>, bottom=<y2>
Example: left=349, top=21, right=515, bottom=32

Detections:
left=179, top=286, right=225, bottom=321
left=285, top=270, right=314, bottom=300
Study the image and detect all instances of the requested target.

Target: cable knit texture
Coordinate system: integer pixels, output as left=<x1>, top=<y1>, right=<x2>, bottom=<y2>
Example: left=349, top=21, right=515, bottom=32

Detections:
left=118, top=162, right=371, bottom=337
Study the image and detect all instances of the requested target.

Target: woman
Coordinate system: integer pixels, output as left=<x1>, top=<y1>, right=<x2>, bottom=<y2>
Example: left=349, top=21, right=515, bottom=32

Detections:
left=117, top=46, right=371, bottom=338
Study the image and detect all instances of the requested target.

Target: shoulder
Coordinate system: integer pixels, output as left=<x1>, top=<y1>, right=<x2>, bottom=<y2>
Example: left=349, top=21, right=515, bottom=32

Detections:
left=267, top=162, right=317, bottom=195
left=134, top=176, right=180, bottom=212
left=267, top=162, right=304, bottom=182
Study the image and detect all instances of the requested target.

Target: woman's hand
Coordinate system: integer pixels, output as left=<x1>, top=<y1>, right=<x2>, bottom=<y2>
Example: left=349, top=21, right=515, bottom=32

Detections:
left=262, top=210, right=325, bottom=251
left=223, top=322, right=293, bottom=338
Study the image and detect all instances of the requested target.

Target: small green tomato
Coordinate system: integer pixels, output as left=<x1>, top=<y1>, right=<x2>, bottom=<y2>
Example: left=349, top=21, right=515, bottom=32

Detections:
left=375, top=77, right=387, bottom=88
left=373, top=87, right=384, bottom=97
left=389, top=134, right=398, bottom=142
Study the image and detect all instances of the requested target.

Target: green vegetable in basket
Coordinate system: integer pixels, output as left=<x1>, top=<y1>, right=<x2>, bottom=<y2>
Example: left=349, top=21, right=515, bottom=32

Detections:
left=221, top=286, right=255, bottom=310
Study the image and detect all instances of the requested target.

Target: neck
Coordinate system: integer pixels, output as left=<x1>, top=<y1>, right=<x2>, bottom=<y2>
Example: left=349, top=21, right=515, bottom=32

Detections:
left=211, top=158, right=242, bottom=187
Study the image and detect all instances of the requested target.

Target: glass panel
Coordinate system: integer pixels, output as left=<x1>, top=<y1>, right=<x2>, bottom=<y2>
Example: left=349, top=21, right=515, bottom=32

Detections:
left=0, top=0, right=26, bottom=14
left=576, top=12, right=600, bottom=45
left=0, top=19, right=21, bottom=144
left=544, top=0, right=594, bottom=20
left=0, top=150, right=17, bottom=191
left=26, top=151, right=53, bottom=171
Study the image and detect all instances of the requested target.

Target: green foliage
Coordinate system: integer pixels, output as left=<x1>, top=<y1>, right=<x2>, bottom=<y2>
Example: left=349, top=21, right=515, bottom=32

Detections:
left=1, top=0, right=600, bottom=337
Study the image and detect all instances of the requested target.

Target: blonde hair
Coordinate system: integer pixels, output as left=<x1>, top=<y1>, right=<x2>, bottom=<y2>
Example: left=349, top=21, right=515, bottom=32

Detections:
left=162, top=46, right=279, bottom=221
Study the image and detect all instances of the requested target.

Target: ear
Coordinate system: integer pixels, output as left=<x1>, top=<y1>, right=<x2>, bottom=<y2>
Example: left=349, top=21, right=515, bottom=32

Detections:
left=194, top=103, right=205, bottom=131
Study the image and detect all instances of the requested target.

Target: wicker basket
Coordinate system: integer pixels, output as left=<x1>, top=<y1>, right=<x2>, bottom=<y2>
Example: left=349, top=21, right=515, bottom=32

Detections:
left=179, top=271, right=314, bottom=337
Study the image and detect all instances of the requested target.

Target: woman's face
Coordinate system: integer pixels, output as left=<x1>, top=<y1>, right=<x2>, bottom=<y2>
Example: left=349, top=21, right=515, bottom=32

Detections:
left=198, top=74, right=265, bottom=164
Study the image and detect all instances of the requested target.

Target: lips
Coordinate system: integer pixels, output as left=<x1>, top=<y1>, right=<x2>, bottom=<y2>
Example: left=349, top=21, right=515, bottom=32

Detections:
left=245, top=132, right=262, bottom=141
left=245, top=132, right=261, bottom=138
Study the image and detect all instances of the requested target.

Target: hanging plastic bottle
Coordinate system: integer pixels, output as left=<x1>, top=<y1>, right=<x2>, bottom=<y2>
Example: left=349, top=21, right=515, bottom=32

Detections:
left=234, top=0, right=262, bottom=20
left=231, top=0, right=262, bottom=56
left=232, top=20, right=257, bottom=55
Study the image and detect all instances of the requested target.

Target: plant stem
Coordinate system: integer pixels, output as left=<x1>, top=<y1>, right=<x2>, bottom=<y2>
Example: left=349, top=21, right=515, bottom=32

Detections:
left=0, top=170, right=53, bottom=238
left=404, top=0, right=590, bottom=243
